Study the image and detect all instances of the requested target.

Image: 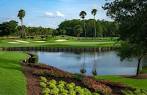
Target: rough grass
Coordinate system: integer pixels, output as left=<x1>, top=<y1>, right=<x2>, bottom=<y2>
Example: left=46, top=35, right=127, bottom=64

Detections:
left=95, top=76, right=147, bottom=89
left=0, top=51, right=27, bottom=95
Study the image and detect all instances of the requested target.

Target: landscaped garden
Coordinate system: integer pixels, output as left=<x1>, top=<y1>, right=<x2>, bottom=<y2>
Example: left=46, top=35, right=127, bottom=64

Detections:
left=0, top=51, right=147, bottom=95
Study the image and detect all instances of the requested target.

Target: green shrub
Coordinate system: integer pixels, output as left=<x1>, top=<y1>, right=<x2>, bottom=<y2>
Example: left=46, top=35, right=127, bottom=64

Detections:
left=83, top=88, right=92, bottom=95
left=75, top=86, right=84, bottom=94
left=39, top=77, right=101, bottom=95
left=42, top=88, right=50, bottom=95
left=50, top=79, right=57, bottom=84
left=40, top=82, right=47, bottom=88
left=66, top=83, right=75, bottom=90
left=122, top=89, right=147, bottom=95
left=74, top=74, right=83, bottom=80
left=48, top=82, right=56, bottom=89
left=50, top=87, right=59, bottom=95
left=40, top=76, right=47, bottom=83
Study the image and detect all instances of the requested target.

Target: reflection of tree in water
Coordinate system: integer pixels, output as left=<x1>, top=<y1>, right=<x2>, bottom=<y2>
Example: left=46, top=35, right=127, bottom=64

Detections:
left=92, top=51, right=97, bottom=76
left=60, top=52, right=83, bottom=60
left=80, top=52, right=86, bottom=74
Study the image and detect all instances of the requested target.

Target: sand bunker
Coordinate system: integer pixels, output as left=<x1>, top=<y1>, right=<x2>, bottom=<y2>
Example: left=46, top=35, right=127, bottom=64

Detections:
left=8, top=42, right=19, bottom=44
left=56, top=39, right=67, bottom=42
left=15, top=40, right=30, bottom=43
left=34, top=41, right=46, bottom=43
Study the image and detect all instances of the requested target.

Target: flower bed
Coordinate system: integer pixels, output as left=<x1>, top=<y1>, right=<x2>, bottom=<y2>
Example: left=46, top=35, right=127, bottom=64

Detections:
left=39, top=76, right=100, bottom=95
left=22, top=63, right=136, bottom=95
left=82, top=77, right=112, bottom=95
left=30, top=64, right=112, bottom=94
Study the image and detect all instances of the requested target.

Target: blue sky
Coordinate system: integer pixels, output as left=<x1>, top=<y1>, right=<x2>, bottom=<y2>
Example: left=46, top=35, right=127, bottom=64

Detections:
left=0, top=0, right=111, bottom=28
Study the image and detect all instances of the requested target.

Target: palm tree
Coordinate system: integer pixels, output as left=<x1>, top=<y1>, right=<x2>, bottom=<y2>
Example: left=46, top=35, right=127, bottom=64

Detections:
left=17, top=9, right=25, bottom=38
left=91, top=9, right=97, bottom=38
left=79, top=11, right=87, bottom=37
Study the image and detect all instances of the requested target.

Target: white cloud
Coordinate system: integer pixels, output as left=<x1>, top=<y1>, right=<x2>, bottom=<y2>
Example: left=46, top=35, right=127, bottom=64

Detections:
left=44, top=12, right=54, bottom=17
left=56, top=11, right=65, bottom=17
left=44, top=11, right=65, bottom=18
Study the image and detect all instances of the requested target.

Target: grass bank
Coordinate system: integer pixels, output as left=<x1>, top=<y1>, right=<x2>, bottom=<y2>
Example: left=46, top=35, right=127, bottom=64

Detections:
left=0, top=51, right=27, bottom=95
left=95, top=76, right=147, bottom=89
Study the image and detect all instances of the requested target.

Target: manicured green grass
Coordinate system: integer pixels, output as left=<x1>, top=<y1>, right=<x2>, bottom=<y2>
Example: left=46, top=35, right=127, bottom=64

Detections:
left=95, top=76, right=147, bottom=89
left=0, top=38, right=120, bottom=48
left=0, top=51, right=27, bottom=95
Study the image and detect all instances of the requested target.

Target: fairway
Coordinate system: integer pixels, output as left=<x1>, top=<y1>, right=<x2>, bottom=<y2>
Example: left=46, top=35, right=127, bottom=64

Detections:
left=0, top=38, right=119, bottom=48
left=0, top=52, right=27, bottom=95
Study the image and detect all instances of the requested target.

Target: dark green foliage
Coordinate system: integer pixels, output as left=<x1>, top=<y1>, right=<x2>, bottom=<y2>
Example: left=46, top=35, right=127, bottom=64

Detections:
left=103, top=0, right=147, bottom=56
left=0, top=20, right=18, bottom=36
left=103, top=0, right=147, bottom=75
left=57, top=19, right=119, bottom=37
left=28, top=54, right=38, bottom=64
left=74, top=74, right=84, bottom=81
left=25, top=26, right=54, bottom=37
left=17, top=9, right=25, bottom=20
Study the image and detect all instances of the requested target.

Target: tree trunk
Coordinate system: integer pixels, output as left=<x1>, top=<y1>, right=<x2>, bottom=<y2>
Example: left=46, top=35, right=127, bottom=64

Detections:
left=136, top=54, right=147, bottom=76
left=20, top=19, right=25, bottom=38
left=94, top=16, right=97, bottom=38
left=136, top=57, right=142, bottom=76
left=83, top=20, right=86, bottom=38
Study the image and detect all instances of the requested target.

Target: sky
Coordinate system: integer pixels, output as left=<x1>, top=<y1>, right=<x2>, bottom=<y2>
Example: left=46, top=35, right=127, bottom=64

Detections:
left=0, top=0, right=111, bottom=28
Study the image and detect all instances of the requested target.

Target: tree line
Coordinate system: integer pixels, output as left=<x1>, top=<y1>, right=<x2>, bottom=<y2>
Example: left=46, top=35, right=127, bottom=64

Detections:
left=0, top=8, right=119, bottom=38
left=57, top=19, right=119, bottom=37
left=0, top=20, right=54, bottom=37
left=0, top=19, right=119, bottom=37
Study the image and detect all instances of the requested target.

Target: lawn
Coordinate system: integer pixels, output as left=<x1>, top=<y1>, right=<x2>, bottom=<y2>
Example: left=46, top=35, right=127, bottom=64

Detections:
left=0, top=51, right=28, bottom=95
left=0, top=37, right=120, bottom=48
left=95, top=76, right=147, bottom=89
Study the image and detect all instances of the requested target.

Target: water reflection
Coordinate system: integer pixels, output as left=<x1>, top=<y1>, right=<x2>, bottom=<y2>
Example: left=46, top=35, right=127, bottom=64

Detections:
left=37, top=51, right=139, bottom=76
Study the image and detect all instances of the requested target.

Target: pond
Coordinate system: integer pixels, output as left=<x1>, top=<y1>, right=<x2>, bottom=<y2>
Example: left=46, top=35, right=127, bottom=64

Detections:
left=37, top=51, right=140, bottom=76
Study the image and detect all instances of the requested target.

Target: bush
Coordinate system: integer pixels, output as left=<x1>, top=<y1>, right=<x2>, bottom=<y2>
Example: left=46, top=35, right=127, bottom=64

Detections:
left=39, top=77, right=101, bottom=95
left=122, top=89, right=147, bottom=95
left=42, top=88, right=50, bottom=95
left=82, top=77, right=112, bottom=95
left=40, top=76, right=47, bottom=83
left=40, top=82, right=47, bottom=88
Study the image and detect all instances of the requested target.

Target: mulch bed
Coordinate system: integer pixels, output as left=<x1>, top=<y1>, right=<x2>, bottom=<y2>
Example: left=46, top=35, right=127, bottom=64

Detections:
left=22, top=64, right=41, bottom=95
left=22, top=63, right=135, bottom=95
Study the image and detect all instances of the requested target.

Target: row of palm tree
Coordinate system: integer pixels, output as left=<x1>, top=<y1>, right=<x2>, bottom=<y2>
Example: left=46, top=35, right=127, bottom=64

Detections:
left=79, top=9, right=98, bottom=38
left=17, top=9, right=97, bottom=38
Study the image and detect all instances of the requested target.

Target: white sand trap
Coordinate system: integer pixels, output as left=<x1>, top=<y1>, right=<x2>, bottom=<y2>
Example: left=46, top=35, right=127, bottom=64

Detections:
left=15, top=40, right=30, bottom=43
left=56, top=39, right=67, bottom=42
left=8, top=42, right=19, bottom=44
left=34, top=41, right=46, bottom=43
